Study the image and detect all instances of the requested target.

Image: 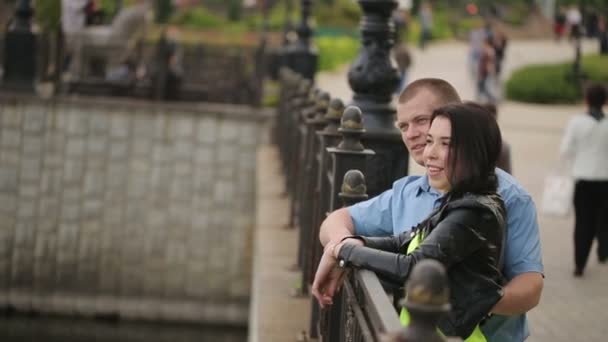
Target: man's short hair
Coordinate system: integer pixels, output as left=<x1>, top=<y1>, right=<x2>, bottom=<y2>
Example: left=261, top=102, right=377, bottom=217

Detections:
left=585, top=83, right=607, bottom=108
left=398, top=78, right=461, bottom=106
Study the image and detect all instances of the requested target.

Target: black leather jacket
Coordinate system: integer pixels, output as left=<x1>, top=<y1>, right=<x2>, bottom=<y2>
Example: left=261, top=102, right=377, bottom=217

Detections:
left=338, top=193, right=506, bottom=339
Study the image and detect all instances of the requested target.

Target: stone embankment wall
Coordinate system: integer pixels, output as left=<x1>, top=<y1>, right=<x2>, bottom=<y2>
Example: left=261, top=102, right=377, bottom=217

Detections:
left=0, top=94, right=269, bottom=326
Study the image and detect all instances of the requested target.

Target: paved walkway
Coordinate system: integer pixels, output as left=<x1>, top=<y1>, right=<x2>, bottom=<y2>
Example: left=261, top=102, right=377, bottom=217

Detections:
left=251, top=39, right=608, bottom=341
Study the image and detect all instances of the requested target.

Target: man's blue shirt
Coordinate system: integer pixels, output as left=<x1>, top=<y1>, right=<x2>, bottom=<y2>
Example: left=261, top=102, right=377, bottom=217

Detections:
left=348, top=168, right=543, bottom=342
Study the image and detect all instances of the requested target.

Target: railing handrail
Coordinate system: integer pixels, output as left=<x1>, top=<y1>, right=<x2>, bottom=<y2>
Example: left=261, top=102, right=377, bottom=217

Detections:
left=355, top=270, right=403, bottom=337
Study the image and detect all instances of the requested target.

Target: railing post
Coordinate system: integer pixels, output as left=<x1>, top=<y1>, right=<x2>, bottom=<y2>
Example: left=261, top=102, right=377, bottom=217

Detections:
left=288, top=83, right=317, bottom=229
left=2, top=0, right=37, bottom=92
left=327, top=106, right=375, bottom=212
left=296, top=90, right=330, bottom=296
left=285, top=0, right=318, bottom=80
left=310, top=97, right=346, bottom=259
left=313, top=106, right=374, bottom=340
left=348, top=0, right=409, bottom=197
left=384, top=259, right=452, bottom=342
left=285, top=78, right=313, bottom=227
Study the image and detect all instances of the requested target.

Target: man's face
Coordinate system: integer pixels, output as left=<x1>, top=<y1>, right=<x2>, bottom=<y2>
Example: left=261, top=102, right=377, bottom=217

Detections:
left=396, top=90, right=441, bottom=166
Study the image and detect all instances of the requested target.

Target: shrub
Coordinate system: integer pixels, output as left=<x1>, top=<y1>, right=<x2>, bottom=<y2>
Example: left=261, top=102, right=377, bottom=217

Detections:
left=505, top=55, right=608, bottom=104
left=169, top=7, right=226, bottom=29
left=316, top=35, right=359, bottom=72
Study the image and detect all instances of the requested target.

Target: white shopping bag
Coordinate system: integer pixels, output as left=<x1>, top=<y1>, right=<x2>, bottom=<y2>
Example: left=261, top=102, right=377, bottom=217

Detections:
left=541, top=173, right=574, bottom=217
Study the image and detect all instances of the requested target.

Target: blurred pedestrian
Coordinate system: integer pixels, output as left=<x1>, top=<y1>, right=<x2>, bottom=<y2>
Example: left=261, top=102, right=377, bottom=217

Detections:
left=493, top=29, right=508, bottom=77
left=468, top=21, right=485, bottom=80
left=566, top=5, right=583, bottom=41
left=477, top=37, right=496, bottom=104
left=554, top=6, right=567, bottom=41
left=61, top=0, right=89, bottom=74
left=393, top=42, right=411, bottom=95
left=598, top=15, right=608, bottom=55
left=418, top=1, right=433, bottom=50
left=559, top=84, right=608, bottom=277
left=483, top=103, right=512, bottom=174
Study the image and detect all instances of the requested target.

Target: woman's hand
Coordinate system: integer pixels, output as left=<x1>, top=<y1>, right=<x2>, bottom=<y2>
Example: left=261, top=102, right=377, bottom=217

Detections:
left=311, top=246, right=345, bottom=308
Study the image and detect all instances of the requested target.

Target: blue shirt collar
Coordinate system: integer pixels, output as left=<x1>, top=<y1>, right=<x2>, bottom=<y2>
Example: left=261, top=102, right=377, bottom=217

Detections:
left=416, top=176, right=443, bottom=197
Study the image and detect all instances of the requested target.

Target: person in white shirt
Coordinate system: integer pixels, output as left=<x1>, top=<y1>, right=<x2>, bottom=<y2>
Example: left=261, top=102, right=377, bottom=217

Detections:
left=560, top=84, right=608, bottom=277
left=62, top=0, right=89, bottom=74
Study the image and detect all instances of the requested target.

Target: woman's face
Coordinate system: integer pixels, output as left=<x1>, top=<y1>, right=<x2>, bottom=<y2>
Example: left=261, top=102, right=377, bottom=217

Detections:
left=423, top=116, right=452, bottom=193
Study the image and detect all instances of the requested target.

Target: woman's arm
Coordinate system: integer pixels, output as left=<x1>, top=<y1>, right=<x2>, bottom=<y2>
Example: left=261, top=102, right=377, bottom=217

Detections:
left=336, top=208, right=494, bottom=284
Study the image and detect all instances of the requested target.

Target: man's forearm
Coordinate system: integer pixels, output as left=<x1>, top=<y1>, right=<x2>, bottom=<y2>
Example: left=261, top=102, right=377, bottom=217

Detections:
left=319, top=208, right=356, bottom=246
left=492, top=272, right=543, bottom=315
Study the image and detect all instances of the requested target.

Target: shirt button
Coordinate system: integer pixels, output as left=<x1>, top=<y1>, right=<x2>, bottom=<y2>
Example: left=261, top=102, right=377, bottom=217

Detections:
left=339, top=260, right=346, bottom=268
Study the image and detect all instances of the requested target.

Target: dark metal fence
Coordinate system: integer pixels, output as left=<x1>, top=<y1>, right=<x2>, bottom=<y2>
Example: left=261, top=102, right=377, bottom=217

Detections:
left=273, top=68, right=460, bottom=342
left=275, top=67, right=403, bottom=341
left=275, top=67, right=461, bottom=342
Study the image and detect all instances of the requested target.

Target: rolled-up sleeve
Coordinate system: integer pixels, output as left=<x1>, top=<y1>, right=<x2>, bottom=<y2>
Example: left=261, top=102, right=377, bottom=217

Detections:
left=503, top=195, right=544, bottom=280
left=348, top=188, right=395, bottom=237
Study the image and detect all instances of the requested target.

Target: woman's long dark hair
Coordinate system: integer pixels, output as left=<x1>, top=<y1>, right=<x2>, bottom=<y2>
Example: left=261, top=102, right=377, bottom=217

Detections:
left=431, top=102, right=502, bottom=197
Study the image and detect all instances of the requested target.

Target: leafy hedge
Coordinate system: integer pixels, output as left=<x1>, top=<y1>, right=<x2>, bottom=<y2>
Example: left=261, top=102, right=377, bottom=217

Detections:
left=505, top=55, right=608, bottom=104
left=316, top=35, right=359, bottom=72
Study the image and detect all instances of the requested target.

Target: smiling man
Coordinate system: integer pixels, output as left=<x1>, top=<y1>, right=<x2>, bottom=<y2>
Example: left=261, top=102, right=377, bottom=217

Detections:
left=312, top=78, right=544, bottom=341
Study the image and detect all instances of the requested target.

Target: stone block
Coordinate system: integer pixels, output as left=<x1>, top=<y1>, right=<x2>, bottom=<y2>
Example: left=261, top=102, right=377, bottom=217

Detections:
left=174, top=161, right=192, bottom=178
left=194, top=147, right=214, bottom=165
left=63, top=159, right=85, bottom=182
left=217, top=144, right=237, bottom=165
left=169, top=178, right=193, bottom=201
left=1, top=106, right=23, bottom=127
left=57, top=223, right=79, bottom=250
left=196, top=117, right=217, bottom=144
left=152, top=115, right=168, bottom=140
left=83, top=171, right=104, bottom=196
left=86, top=157, right=105, bottom=170
left=110, top=115, right=131, bottom=139
left=1, top=129, right=21, bottom=148
left=130, top=158, right=149, bottom=174
left=19, top=182, right=39, bottom=199
left=22, top=135, right=43, bottom=156
left=109, top=141, right=129, bottom=160
left=16, top=199, right=36, bottom=219
left=132, top=114, right=154, bottom=139
left=62, top=187, right=81, bottom=202
left=127, top=176, right=147, bottom=199
left=218, top=121, right=239, bottom=142
left=174, top=117, right=195, bottom=139
left=23, top=109, right=45, bottom=133
left=106, top=164, right=128, bottom=188
left=240, top=122, right=259, bottom=146
left=151, top=144, right=170, bottom=164
left=132, top=139, right=152, bottom=157
left=66, top=110, right=89, bottom=136
left=87, top=136, right=108, bottom=156
left=173, top=139, right=194, bottom=161
left=61, top=201, right=81, bottom=222
left=214, top=180, right=235, bottom=205
left=0, top=213, right=16, bottom=230
left=104, top=205, right=124, bottom=225
left=14, top=221, right=35, bottom=247
left=89, top=114, right=109, bottom=136
left=83, top=199, right=103, bottom=219
left=0, top=149, right=20, bottom=165
left=0, top=193, right=17, bottom=213
left=20, top=157, right=42, bottom=182
left=65, top=137, right=86, bottom=157
left=0, top=168, right=18, bottom=191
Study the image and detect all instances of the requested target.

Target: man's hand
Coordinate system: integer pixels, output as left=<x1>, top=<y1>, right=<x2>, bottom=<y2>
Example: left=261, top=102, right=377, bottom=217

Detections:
left=311, top=251, right=346, bottom=308
left=492, top=272, right=543, bottom=315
